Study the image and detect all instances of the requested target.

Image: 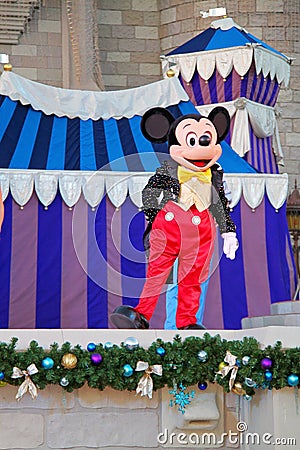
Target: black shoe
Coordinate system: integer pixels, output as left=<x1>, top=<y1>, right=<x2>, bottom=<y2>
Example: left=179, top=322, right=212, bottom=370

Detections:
left=110, top=305, right=149, bottom=329
left=179, top=323, right=206, bottom=330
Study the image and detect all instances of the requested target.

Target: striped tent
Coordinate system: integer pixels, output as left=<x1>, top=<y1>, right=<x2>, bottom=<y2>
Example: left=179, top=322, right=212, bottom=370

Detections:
left=0, top=72, right=296, bottom=329
left=162, top=17, right=292, bottom=174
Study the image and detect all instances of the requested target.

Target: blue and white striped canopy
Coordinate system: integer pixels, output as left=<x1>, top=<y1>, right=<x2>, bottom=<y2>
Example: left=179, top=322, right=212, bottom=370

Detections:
left=0, top=72, right=255, bottom=174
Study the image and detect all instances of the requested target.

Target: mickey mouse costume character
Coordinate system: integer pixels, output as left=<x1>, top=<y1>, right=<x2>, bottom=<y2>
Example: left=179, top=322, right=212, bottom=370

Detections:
left=111, top=106, right=238, bottom=330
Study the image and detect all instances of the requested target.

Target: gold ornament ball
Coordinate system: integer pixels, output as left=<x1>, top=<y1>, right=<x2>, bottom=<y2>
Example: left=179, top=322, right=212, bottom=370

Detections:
left=232, top=382, right=246, bottom=396
left=0, top=381, right=6, bottom=387
left=218, top=362, right=227, bottom=371
left=3, top=63, right=12, bottom=71
left=166, top=68, right=175, bottom=78
left=61, top=353, right=78, bottom=369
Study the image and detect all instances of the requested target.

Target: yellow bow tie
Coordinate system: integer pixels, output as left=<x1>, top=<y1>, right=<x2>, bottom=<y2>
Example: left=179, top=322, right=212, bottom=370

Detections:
left=178, top=166, right=212, bottom=184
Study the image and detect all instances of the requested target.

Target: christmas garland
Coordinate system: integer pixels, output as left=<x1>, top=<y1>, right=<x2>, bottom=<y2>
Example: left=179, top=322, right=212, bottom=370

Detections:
left=0, top=333, right=299, bottom=406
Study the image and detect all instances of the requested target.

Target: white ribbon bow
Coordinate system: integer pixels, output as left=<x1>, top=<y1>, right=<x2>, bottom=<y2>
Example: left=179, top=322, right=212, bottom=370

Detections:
left=11, top=364, right=39, bottom=400
left=135, top=361, right=162, bottom=399
left=216, top=351, right=239, bottom=391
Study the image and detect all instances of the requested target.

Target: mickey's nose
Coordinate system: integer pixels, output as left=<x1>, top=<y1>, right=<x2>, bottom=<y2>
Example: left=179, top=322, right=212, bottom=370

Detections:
left=199, top=134, right=211, bottom=146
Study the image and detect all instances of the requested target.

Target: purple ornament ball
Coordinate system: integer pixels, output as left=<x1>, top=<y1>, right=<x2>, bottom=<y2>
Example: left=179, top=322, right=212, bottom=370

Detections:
left=260, top=357, right=272, bottom=370
left=90, top=353, right=103, bottom=365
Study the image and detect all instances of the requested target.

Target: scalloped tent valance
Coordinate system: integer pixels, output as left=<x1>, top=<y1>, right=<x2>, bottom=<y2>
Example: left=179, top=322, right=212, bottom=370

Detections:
left=162, top=18, right=291, bottom=87
left=0, top=72, right=189, bottom=120
left=0, top=170, right=288, bottom=211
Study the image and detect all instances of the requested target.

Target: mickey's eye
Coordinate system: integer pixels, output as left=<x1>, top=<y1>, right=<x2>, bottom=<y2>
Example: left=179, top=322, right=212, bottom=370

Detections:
left=186, top=132, right=198, bottom=147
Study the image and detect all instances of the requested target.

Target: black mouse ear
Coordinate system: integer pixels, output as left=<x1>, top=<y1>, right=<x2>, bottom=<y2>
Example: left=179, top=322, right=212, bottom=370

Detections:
left=141, top=107, right=175, bottom=143
left=208, top=106, right=230, bottom=143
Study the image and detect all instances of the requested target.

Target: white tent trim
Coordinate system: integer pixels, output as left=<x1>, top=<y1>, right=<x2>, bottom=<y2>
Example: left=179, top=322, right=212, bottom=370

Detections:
left=0, top=169, right=289, bottom=211
left=162, top=45, right=291, bottom=87
left=0, top=72, right=189, bottom=120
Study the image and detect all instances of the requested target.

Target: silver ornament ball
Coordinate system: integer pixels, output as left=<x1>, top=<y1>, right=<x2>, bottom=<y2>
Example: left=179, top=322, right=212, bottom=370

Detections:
left=124, top=337, right=139, bottom=350
left=197, top=350, right=208, bottom=362
left=60, top=377, right=69, bottom=387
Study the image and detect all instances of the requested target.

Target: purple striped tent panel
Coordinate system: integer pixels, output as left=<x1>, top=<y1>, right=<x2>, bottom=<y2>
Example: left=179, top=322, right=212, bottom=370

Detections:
left=0, top=192, right=296, bottom=329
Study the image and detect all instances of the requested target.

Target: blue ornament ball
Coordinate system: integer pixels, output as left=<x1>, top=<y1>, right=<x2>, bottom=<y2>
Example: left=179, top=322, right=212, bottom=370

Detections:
left=123, top=364, right=134, bottom=377
left=42, top=357, right=54, bottom=370
left=287, top=374, right=299, bottom=387
left=198, top=382, right=207, bottom=390
left=104, top=341, right=114, bottom=349
left=236, top=359, right=241, bottom=367
left=0, top=372, right=4, bottom=381
left=156, top=347, right=166, bottom=357
left=264, top=370, right=273, bottom=381
left=87, top=342, right=96, bottom=352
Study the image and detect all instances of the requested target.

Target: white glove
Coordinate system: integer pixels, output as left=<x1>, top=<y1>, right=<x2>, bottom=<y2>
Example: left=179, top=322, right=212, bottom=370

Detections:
left=221, top=232, right=239, bottom=260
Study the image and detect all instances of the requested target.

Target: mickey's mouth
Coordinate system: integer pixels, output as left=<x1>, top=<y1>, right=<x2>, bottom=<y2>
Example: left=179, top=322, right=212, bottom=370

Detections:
left=186, top=159, right=211, bottom=168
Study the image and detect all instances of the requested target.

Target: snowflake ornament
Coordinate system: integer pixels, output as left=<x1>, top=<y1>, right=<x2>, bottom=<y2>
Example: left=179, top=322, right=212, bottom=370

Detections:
left=169, top=382, right=195, bottom=414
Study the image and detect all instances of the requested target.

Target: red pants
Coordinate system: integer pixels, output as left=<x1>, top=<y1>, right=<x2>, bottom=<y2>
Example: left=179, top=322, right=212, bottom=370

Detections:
left=135, top=202, right=215, bottom=328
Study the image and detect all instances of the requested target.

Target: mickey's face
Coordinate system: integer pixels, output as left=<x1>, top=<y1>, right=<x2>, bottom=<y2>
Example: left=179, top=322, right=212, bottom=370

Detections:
left=169, top=117, right=221, bottom=172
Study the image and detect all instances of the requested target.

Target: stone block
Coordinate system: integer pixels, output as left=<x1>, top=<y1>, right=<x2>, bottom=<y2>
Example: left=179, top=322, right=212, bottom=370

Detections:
left=176, top=3, right=194, bottom=21
left=238, top=0, right=256, bottom=12
left=0, top=384, right=75, bottom=409
left=12, top=45, right=37, bottom=57
left=161, top=36, right=173, bottom=53
left=145, top=39, right=161, bottom=52
left=78, top=385, right=159, bottom=409
left=98, top=10, right=122, bottom=25
left=21, top=56, right=48, bottom=68
left=38, top=20, right=61, bottom=33
left=132, top=0, right=158, bottom=11
left=280, top=102, right=300, bottom=118
left=292, top=119, right=300, bottom=132
left=135, top=26, right=159, bottom=39
left=14, top=67, right=38, bottom=80
left=277, top=89, right=293, bottom=102
left=123, top=10, right=144, bottom=26
left=37, top=68, right=61, bottom=82
left=181, top=18, right=195, bottom=34
left=286, top=132, right=300, bottom=147
left=127, top=74, right=160, bottom=88
left=139, top=63, right=161, bottom=76
left=131, top=51, right=160, bottom=63
left=47, top=32, right=63, bottom=46
left=116, top=62, right=140, bottom=75
left=37, top=46, right=62, bottom=57
left=160, top=7, right=177, bottom=25
left=268, top=13, right=290, bottom=27
left=256, top=0, right=284, bottom=12
left=41, top=6, right=61, bottom=20
left=47, top=411, right=159, bottom=448
left=144, top=11, right=160, bottom=26
left=277, top=118, right=293, bottom=132
left=0, top=413, right=44, bottom=449
left=99, top=37, right=119, bottom=52
left=249, top=13, right=268, bottom=26
left=107, top=52, right=131, bottom=62
left=21, top=32, right=48, bottom=46
left=99, top=0, right=131, bottom=9
left=102, top=74, right=127, bottom=87
left=97, top=24, right=112, bottom=38
left=119, top=38, right=145, bottom=52
left=263, top=27, right=285, bottom=42
left=168, top=21, right=181, bottom=36
left=112, top=25, right=135, bottom=39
